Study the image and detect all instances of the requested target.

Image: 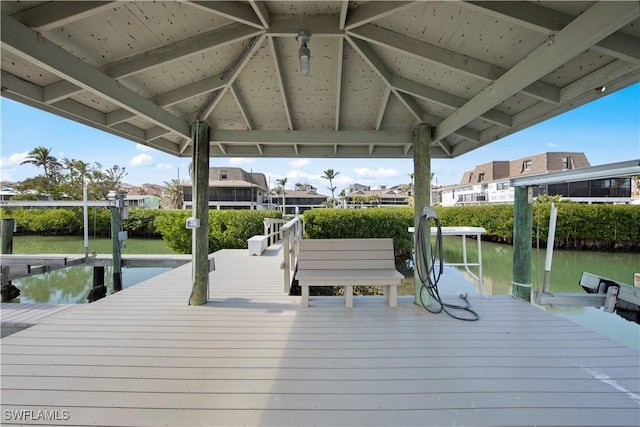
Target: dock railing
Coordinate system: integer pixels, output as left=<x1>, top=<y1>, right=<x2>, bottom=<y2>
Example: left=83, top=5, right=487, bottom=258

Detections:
left=281, top=217, right=302, bottom=294
left=263, top=218, right=286, bottom=246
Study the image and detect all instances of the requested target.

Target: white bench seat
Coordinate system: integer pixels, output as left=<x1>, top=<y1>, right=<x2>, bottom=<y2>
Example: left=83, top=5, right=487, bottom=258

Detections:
left=295, top=238, right=403, bottom=308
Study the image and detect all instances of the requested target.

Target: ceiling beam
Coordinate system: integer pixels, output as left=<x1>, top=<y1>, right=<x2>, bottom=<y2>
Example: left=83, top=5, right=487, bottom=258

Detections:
left=248, top=1, right=270, bottom=28
left=210, top=129, right=413, bottom=145
left=106, top=71, right=228, bottom=126
left=43, top=23, right=263, bottom=104
left=433, top=1, right=640, bottom=143
left=10, top=1, right=116, bottom=31
left=268, top=37, right=294, bottom=130
left=199, top=34, right=267, bottom=120
left=375, top=87, right=391, bottom=130
left=0, top=71, right=182, bottom=155
left=559, top=61, right=640, bottom=105
left=334, top=38, right=345, bottom=131
left=1, top=13, right=190, bottom=138
left=344, top=1, right=416, bottom=31
left=207, top=143, right=449, bottom=159
left=267, top=15, right=341, bottom=37
left=346, top=36, right=479, bottom=144
left=463, top=1, right=640, bottom=65
left=230, top=83, right=254, bottom=129
left=338, top=1, right=349, bottom=30
left=188, top=1, right=264, bottom=29
left=392, top=75, right=512, bottom=128
left=348, top=25, right=560, bottom=104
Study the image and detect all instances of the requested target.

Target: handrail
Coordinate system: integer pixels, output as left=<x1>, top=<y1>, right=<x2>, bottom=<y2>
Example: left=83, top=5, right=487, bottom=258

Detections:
left=263, top=218, right=286, bottom=246
left=281, top=217, right=302, bottom=294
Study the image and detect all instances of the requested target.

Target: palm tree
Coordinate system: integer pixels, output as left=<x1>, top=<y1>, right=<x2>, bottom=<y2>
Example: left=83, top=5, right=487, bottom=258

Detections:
left=276, top=177, right=287, bottom=214
left=160, top=179, right=184, bottom=209
left=21, top=146, right=61, bottom=178
left=21, top=146, right=62, bottom=196
left=321, top=169, right=340, bottom=208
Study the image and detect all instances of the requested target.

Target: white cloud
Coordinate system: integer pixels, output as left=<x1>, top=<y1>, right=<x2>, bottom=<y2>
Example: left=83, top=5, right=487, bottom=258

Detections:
left=228, top=158, right=254, bottom=166
left=155, top=163, right=174, bottom=170
left=0, top=151, right=29, bottom=168
left=546, top=142, right=559, bottom=148
left=136, top=144, right=153, bottom=152
left=129, top=153, right=154, bottom=167
left=289, top=158, right=310, bottom=169
left=354, top=167, right=400, bottom=179
left=286, top=170, right=317, bottom=181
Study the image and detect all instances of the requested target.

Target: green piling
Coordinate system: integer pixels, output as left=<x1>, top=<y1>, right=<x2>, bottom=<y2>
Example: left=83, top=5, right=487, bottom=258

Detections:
left=512, top=186, right=533, bottom=300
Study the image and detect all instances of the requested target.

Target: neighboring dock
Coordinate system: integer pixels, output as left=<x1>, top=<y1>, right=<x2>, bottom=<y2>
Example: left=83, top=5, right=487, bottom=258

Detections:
left=1, top=245, right=639, bottom=426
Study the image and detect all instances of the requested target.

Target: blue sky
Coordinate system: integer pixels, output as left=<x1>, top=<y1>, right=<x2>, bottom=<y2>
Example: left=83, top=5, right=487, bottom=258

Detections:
left=1, top=83, right=638, bottom=193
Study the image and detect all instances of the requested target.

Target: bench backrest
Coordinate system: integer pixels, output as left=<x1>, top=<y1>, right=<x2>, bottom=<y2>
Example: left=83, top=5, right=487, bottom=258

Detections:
left=298, top=238, right=396, bottom=270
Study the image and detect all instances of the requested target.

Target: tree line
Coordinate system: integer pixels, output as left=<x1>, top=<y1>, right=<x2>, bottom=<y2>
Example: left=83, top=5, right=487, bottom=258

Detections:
left=14, top=146, right=127, bottom=200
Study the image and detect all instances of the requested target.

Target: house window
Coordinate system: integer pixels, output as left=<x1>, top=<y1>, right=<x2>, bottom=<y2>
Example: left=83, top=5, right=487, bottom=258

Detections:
left=523, top=160, right=531, bottom=171
left=562, top=157, right=571, bottom=169
left=496, top=181, right=510, bottom=191
left=221, top=170, right=227, bottom=179
left=478, top=173, right=485, bottom=182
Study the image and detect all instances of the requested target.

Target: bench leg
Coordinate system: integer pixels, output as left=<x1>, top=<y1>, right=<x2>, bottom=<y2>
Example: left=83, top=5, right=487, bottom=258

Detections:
left=301, top=285, right=309, bottom=307
left=384, top=285, right=397, bottom=307
left=345, top=285, right=353, bottom=308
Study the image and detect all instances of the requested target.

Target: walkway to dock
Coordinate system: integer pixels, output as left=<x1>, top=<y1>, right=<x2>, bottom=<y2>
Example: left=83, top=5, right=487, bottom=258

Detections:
left=1, top=244, right=639, bottom=426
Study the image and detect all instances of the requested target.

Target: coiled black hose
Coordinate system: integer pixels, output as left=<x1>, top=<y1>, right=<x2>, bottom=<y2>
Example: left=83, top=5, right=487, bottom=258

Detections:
left=415, top=207, right=479, bottom=321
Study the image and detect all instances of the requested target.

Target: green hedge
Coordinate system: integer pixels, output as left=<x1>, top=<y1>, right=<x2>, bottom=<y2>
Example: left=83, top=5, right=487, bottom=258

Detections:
left=303, top=208, right=414, bottom=250
left=1, top=207, right=168, bottom=238
left=154, top=210, right=283, bottom=254
left=3, top=203, right=637, bottom=251
left=303, top=204, right=640, bottom=251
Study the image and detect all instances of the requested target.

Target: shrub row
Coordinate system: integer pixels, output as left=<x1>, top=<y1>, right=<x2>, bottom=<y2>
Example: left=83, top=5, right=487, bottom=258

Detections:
left=3, top=203, right=637, bottom=251
left=1, top=207, right=165, bottom=238
left=154, top=210, right=283, bottom=254
left=303, top=203, right=640, bottom=251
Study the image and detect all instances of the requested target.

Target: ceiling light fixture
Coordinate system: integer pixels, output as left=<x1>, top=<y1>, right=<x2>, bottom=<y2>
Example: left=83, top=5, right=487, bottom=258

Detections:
left=595, top=86, right=606, bottom=93
left=297, top=31, right=311, bottom=76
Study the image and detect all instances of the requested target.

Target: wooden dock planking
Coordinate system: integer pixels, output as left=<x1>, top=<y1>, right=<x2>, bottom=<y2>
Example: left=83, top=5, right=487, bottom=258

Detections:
left=1, top=245, right=639, bottom=426
left=0, top=303, right=73, bottom=328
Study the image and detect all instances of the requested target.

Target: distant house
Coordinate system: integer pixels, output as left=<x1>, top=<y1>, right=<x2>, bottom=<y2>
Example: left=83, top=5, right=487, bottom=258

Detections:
left=183, top=167, right=268, bottom=210
left=125, top=195, right=160, bottom=209
left=0, top=187, right=17, bottom=202
left=271, top=183, right=329, bottom=214
left=343, top=184, right=412, bottom=208
left=439, top=152, right=633, bottom=205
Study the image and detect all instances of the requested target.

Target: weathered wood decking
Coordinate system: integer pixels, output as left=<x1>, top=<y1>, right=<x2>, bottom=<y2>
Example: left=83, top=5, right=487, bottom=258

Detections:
left=1, top=245, right=639, bottom=426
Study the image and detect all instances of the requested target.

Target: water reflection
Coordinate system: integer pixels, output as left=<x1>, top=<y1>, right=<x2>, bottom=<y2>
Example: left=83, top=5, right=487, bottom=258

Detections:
left=8, top=266, right=170, bottom=304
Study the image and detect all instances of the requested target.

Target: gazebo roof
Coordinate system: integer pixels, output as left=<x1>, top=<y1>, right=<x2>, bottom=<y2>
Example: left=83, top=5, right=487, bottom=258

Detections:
left=1, top=1, right=638, bottom=159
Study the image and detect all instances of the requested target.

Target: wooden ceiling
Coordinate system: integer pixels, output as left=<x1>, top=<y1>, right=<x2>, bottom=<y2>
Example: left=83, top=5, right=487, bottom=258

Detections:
left=1, top=1, right=638, bottom=159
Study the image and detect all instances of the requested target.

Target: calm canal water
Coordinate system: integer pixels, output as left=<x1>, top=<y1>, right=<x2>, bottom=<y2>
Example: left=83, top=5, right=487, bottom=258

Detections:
left=6, top=236, right=173, bottom=304
left=5, top=235, right=639, bottom=350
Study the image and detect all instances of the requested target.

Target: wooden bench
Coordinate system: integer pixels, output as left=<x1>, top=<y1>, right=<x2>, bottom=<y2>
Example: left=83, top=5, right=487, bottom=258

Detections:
left=295, top=238, right=403, bottom=308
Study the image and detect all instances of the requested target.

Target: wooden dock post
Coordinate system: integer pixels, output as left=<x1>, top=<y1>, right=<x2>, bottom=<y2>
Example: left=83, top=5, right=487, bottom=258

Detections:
left=190, top=120, right=210, bottom=306
left=109, top=193, right=125, bottom=292
left=412, top=123, right=431, bottom=306
left=87, top=266, right=106, bottom=302
left=1, top=218, right=20, bottom=301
